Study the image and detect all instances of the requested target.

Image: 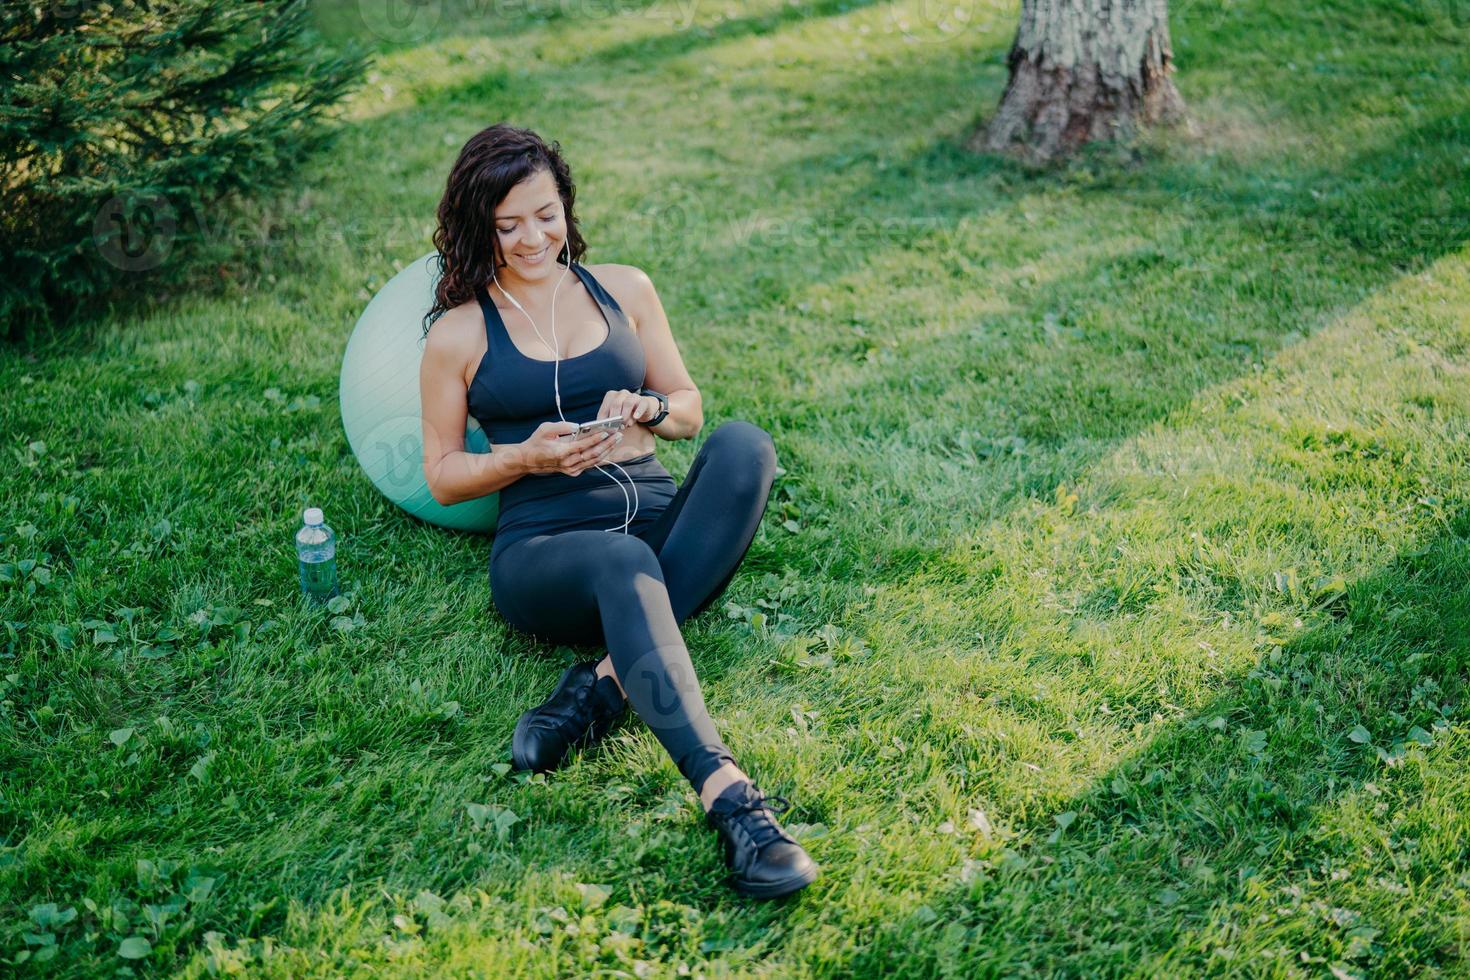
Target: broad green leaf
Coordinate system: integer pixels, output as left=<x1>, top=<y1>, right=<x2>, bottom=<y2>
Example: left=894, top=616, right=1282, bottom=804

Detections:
left=118, top=936, right=151, bottom=959
left=574, top=883, right=612, bottom=910
left=465, top=802, right=491, bottom=831
left=189, top=752, right=216, bottom=781
left=1406, top=726, right=1434, bottom=746
left=29, top=903, right=76, bottom=929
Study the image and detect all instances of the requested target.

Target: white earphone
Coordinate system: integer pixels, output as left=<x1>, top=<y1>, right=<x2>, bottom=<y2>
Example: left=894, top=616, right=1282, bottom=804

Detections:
left=491, top=241, right=640, bottom=534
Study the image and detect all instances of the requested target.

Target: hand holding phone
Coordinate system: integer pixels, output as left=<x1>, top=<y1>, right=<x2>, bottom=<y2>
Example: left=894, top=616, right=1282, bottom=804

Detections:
left=521, top=417, right=625, bottom=477
left=557, top=415, right=626, bottom=440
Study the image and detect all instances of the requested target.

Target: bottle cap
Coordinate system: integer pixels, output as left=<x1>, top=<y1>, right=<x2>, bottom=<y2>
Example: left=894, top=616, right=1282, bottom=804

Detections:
left=303, top=507, right=324, bottom=526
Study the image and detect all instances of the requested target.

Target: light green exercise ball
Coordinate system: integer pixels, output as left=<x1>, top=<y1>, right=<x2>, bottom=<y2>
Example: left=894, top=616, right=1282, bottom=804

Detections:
left=339, top=250, right=499, bottom=533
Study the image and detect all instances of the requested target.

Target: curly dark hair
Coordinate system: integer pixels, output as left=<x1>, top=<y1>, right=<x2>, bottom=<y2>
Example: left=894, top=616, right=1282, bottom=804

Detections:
left=420, top=123, right=588, bottom=338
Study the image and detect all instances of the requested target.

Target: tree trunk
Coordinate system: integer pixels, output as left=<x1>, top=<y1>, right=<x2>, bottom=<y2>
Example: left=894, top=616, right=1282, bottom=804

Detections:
left=972, top=0, right=1187, bottom=162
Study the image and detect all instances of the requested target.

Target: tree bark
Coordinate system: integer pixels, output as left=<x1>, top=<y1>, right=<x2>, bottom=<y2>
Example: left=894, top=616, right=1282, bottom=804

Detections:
left=973, top=0, right=1187, bottom=162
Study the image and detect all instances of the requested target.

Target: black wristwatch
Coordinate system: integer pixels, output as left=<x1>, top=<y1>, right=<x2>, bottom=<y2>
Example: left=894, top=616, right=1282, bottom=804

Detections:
left=640, top=387, right=670, bottom=428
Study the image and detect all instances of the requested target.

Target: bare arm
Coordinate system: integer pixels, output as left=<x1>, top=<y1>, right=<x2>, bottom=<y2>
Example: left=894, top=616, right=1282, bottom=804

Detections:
left=627, top=267, right=703, bottom=440
left=420, top=319, right=527, bottom=506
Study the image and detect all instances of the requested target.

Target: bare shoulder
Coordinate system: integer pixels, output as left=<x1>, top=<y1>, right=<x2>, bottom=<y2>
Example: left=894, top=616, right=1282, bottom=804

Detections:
left=586, top=262, right=655, bottom=332
left=423, top=299, right=483, bottom=385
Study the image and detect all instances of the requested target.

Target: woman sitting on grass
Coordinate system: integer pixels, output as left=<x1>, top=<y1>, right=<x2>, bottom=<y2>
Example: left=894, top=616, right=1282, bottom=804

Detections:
left=417, top=123, right=819, bottom=899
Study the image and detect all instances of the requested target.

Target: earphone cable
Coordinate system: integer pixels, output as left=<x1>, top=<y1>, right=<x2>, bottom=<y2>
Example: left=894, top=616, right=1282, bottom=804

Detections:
left=491, top=241, right=638, bottom=533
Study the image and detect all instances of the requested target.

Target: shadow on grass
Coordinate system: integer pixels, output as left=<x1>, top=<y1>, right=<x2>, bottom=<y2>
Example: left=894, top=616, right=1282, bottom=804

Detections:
left=730, top=102, right=1470, bottom=591
left=580, top=0, right=889, bottom=66
left=144, top=5, right=1469, bottom=900
left=6, top=3, right=1470, bottom=972
left=841, top=508, right=1470, bottom=975
left=310, top=0, right=578, bottom=54
left=360, top=13, right=1466, bottom=577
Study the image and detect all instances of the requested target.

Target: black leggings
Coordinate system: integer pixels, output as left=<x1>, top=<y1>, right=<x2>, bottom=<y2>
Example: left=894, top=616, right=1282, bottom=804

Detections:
left=489, top=420, right=778, bottom=794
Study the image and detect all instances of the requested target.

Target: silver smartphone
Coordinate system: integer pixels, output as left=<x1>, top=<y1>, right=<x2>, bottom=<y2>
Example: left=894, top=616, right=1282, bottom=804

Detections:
left=557, top=415, right=626, bottom=441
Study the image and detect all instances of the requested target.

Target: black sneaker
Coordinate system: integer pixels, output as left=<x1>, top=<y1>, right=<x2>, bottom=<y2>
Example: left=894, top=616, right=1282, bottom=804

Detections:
left=511, top=660, right=627, bottom=773
left=705, top=781, right=820, bottom=899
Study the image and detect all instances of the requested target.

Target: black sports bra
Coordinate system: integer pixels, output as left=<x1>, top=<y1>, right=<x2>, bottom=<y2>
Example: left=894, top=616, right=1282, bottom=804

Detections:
left=466, top=261, right=645, bottom=447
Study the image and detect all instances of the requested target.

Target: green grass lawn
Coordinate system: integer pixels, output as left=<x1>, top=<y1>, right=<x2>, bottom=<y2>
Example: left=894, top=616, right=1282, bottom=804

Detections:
left=4, top=0, right=1470, bottom=974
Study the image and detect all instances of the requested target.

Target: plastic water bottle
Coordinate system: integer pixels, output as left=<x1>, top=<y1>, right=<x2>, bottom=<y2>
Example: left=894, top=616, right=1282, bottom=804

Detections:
left=296, top=507, right=338, bottom=603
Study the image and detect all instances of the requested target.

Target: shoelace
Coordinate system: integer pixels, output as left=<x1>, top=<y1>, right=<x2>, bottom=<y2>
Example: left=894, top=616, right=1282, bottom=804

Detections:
left=532, top=678, right=595, bottom=738
left=549, top=679, right=621, bottom=740
left=722, top=793, right=794, bottom=851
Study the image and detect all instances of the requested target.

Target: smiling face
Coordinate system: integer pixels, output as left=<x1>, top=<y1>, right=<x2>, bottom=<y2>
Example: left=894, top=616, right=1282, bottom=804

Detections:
left=492, top=168, right=568, bottom=284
